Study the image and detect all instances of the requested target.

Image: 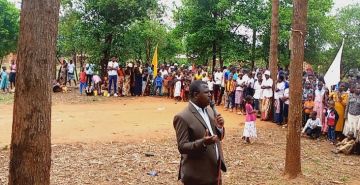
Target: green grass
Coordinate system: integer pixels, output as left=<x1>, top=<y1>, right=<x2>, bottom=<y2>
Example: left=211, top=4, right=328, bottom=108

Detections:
left=0, top=93, right=14, bottom=104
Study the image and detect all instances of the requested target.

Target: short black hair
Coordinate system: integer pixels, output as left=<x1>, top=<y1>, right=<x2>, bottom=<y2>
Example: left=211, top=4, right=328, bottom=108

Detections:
left=189, top=80, right=207, bottom=98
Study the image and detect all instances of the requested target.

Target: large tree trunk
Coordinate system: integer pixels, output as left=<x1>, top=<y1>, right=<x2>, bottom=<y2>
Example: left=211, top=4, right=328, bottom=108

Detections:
left=285, top=0, right=308, bottom=179
left=100, top=34, right=113, bottom=77
left=8, top=0, right=60, bottom=184
left=251, top=28, right=257, bottom=70
left=72, top=52, right=78, bottom=81
left=219, top=45, right=223, bottom=68
left=269, top=0, right=279, bottom=82
left=146, top=40, right=151, bottom=64
left=212, top=41, right=217, bottom=74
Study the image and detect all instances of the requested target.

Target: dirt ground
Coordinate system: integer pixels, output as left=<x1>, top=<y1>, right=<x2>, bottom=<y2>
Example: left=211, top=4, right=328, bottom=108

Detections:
left=0, top=91, right=359, bottom=184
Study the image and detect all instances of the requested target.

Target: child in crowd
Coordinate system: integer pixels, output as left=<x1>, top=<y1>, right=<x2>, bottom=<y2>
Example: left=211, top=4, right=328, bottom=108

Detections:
left=325, top=100, right=339, bottom=144
left=79, top=68, right=87, bottom=95
left=154, top=73, right=163, bottom=96
left=242, top=95, right=257, bottom=143
left=92, top=74, right=102, bottom=96
left=332, top=131, right=356, bottom=155
left=282, top=83, right=290, bottom=125
left=207, top=75, right=215, bottom=101
left=163, top=74, right=169, bottom=97
left=174, top=75, right=182, bottom=101
left=224, top=74, right=235, bottom=111
left=166, top=74, right=174, bottom=98
left=303, top=94, right=315, bottom=126
left=302, top=111, right=322, bottom=139
left=0, top=66, right=9, bottom=93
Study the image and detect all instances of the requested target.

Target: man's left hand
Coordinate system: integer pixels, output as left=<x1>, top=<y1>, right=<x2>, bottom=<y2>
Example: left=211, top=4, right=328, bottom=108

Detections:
left=216, top=114, right=225, bottom=128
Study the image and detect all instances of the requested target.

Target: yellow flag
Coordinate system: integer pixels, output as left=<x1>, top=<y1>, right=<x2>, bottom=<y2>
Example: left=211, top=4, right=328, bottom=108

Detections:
left=152, top=45, right=158, bottom=76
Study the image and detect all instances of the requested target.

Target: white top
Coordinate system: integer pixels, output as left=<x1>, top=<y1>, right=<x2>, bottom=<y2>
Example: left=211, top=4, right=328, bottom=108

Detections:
left=284, top=88, right=290, bottom=104
left=207, top=81, right=214, bottom=91
left=262, top=78, right=273, bottom=98
left=302, top=118, right=322, bottom=133
left=85, top=63, right=94, bottom=75
left=190, top=101, right=220, bottom=159
left=246, top=78, right=255, bottom=89
left=274, top=81, right=286, bottom=99
left=67, top=63, right=75, bottom=74
left=314, top=89, right=325, bottom=103
left=236, top=78, right=245, bottom=91
left=160, top=69, right=168, bottom=78
left=202, top=77, right=209, bottom=83
left=214, top=72, right=223, bottom=85
left=107, top=61, right=119, bottom=76
left=253, top=80, right=263, bottom=99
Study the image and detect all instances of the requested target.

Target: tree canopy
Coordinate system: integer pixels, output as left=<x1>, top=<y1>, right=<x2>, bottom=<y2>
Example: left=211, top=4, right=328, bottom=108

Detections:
left=0, top=0, right=19, bottom=59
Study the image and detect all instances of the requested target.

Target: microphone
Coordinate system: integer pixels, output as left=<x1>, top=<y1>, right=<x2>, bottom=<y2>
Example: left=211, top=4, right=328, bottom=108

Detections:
left=209, top=100, right=219, bottom=117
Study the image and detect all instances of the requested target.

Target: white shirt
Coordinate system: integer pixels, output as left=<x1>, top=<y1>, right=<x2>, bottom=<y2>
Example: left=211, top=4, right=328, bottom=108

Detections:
left=274, top=81, right=286, bottom=99
left=284, top=88, right=290, bottom=104
left=236, top=78, right=245, bottom=91
left=160, top=69, right=168, bottom=78
left=67, top=63, right=75, bottom=74
left=85, top=64, right=94, bottom=75
left=302, top=118, right=322, bottom=133
left=262, top=78, right=273, bottom=98
left=107, top=61, right=119, bottom=76
left=207, top=81, right=214, bottom=91
left=190, top=101, right=220, bottom=160
left=214, top=72, right=223, bottom=85
left=246, top=78, right=255, bottom=89
left=202, top=77, right=209, bottom=83
left=253, top=80, right=263, bottom=99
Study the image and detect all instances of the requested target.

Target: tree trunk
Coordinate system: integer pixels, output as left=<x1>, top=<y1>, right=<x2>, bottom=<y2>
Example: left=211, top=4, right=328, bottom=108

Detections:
left=100, top=34, right=113, bottom=77
left=72, top=52, right=78, bottom=81
left=219, top=45, right=223, bottom=68
left=8, top=0, right=60, bottom=184
left=285, top=0, right=308, bottom=179
left=269, top=0, right=279, bottom=82
left=146, top=40, right=151, bottom=64
left=251, top=28, right=257, bottom=71
left=212, top=41, right=217, bottom=74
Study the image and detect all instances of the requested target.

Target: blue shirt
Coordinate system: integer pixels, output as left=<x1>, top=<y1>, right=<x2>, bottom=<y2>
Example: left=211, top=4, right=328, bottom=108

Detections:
left=155, top=76, right=163, bottom=87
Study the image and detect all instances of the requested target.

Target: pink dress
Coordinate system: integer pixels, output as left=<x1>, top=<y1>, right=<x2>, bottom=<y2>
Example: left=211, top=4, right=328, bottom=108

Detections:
left=243, top=103, right=257, bottom=138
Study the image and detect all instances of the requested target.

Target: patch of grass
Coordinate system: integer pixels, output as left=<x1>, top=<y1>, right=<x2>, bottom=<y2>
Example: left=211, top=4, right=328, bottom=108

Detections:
left=0, top=93, right=14, bottom=104
left=340, top=175, right=350, bottom=182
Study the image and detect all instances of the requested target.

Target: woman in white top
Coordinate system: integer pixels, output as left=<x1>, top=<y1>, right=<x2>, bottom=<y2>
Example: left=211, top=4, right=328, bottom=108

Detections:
left=260, top=70, right=273, bottom=121
left=253, top=73, right=263, bottom=116
left=274, top=75, right=286, bottom=124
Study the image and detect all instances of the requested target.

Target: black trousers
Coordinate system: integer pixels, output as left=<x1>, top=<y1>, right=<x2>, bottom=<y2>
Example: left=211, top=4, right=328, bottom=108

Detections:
left=305, top=127, right=321, bottom=139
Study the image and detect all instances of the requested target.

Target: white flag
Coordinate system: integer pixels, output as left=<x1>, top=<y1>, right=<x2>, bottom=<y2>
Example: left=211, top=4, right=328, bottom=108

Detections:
left=324, top=39, right=344, bottom=89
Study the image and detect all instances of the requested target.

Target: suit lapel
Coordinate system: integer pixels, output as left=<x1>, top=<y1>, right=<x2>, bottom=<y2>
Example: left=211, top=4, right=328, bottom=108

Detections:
left=188, top=103, right=208, bottom=130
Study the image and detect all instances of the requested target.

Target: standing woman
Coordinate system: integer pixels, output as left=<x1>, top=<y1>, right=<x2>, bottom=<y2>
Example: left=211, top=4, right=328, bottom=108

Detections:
left=9, top=60, right=16, bottom=91
left=314, top=82, right=326, bottom=132
left=330, top=83, right=349, bottom=138
left=133, top=67, right=143, bottom=96
left=343, top=83, right=360, bottom=137
left=123, top=63, right=132, bottom=96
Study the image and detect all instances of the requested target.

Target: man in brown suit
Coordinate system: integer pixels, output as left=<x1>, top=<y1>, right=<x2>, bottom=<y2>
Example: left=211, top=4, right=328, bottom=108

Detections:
left=173, top=80, right=227, bottom=185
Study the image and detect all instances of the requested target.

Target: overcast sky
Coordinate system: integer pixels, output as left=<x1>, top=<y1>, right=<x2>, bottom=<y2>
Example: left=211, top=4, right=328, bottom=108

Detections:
left=160, top=0, right=360, bottom=27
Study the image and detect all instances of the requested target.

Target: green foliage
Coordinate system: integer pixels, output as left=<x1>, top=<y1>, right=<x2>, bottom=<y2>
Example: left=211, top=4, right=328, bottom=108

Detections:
left=0, top=0, right=19, bottom=58
left=335, top=4, right=360, bottom=75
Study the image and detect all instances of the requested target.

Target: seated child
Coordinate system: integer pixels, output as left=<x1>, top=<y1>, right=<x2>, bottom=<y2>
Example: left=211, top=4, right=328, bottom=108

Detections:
left=85, top=85, right=94, bottom=96
left=332, top=131, right=356, bottom=155
left=302, top=111, right=322, bottom=139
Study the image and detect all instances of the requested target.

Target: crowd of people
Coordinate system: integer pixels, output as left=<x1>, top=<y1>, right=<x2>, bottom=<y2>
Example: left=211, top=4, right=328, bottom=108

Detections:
left=0, top=60, right=16, bottom=93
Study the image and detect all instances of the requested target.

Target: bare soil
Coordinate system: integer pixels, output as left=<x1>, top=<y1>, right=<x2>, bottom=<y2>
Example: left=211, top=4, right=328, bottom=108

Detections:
left=0, top=91, right=359, bottom=184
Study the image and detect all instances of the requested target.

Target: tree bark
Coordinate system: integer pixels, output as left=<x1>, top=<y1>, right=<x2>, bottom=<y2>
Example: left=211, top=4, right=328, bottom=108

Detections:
left=73, top=52, right=78, bottom=81
left=285, top=0, right=308, bottom=179
left=8, top=0, right=60, bottom=184
left=251, top=28, right=257, bottom=71
left=212, top=41, right=217, bottom=74
left=146, top=40, right=151, bottom=64
left=219, top=45, right=223, bottom=68
left=269, top=0, right=279, bottom=82
left=100, top=34, right=113, bottom=77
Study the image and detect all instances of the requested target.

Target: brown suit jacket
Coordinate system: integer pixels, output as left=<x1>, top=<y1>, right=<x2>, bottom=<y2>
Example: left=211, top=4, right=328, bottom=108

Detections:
left=173, top=103, right=226, bottom=185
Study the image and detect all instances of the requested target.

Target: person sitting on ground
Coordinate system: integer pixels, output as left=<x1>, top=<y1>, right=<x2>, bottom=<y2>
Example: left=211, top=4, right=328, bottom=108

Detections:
left=332, top=131, right=356, bottom=155
left=85, top=85, right=94, bottom=96
left=302, top=111, right=322, bottom=139
left=353, top=131, right=360, bottom=155
left=52, top=79, right=62, bottom=93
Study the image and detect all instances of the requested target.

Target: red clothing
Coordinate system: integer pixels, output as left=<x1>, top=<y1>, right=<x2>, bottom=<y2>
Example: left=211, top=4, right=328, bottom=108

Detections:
left=79, top=72, right=87, bottom=83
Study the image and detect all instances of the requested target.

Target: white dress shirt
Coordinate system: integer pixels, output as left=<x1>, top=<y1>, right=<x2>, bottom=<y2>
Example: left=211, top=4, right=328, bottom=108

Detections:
left=190, top=101, right=220, bottom=159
